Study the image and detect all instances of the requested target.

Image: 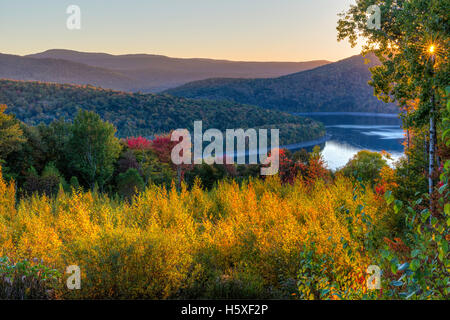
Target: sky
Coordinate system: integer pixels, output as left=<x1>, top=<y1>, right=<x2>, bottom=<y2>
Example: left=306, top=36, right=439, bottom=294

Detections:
left=0, top=0, right=362, bottom=62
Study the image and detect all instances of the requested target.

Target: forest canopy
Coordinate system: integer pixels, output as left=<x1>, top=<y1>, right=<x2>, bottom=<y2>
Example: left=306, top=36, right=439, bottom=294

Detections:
left=0, top=79, right=325, bottom=145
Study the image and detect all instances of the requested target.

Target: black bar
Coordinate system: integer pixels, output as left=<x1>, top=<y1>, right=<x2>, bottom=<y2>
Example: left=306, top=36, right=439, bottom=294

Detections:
left=1, top=299, right=446, bottom=319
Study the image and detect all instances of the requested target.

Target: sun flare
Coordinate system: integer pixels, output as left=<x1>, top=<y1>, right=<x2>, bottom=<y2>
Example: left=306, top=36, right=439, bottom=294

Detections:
left=428, top=44, right=436, bottom=54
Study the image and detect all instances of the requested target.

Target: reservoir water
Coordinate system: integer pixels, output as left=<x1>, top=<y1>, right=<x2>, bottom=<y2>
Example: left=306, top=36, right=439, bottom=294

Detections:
left=291, top=113, right=405, bottom=170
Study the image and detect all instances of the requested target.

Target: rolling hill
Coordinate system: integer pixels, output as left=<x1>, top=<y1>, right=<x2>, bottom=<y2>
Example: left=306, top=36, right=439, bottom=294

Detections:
left=14, top=49, right=329, bottom=92
left=0, top=79, right=325, bottom=145
left=0, top=53, right=137, bottom=90
left=165, top=54, right=398, bottom=113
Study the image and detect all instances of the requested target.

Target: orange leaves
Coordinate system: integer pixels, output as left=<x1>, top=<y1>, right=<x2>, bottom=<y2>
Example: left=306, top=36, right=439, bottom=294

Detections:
left=16, top=214, right=63, bottom=266
left=384, top=237, right=410, bottom=257
left=306, top=152, right=330, bottom=184
left=374, top=165, right=398, bottom=197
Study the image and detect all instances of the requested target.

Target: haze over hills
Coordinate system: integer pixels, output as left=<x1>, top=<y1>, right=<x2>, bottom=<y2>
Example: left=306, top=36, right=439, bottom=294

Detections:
left=0, top=50, right=397, bottom=115
left=0, top=53, right=137, bottom=90
left=165, top=54, right=398, bottom=114
left=9, top=49, right=329, bottom=92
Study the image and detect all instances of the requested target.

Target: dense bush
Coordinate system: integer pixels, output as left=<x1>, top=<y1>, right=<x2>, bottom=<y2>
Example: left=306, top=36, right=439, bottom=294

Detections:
left=116, top=168, right=145, bottom=199
left=22, top=164, right=66, bottom=197
left=0, top=257, right=61, bottom=300
left=0, top=166, right=389, bottom=299
left=340, top=150, right=388, bottom=183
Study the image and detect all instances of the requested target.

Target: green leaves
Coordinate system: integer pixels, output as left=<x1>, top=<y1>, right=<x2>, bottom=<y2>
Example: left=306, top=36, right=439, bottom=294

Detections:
left=0, top=105, right=27, bottom=160
left=343, top=151, right=389, bottom=183
left=0, top=79, right=326, bottom=147
left=391, top=280, right=404, bottom=287
left=409, top=259, right=421, bottom=272
left=445, top=86, right=450, bottom=112
left=383, top=191, right=405, bottom=214
left=68, top=109, right=122, bottom=190
left=0, top=256, right=61, bottom=299
left=411, top=249, right=421, bottom=258
left=430, top=216, right=438, bottom=227
left=438, top=239, right=448, bottom=262
left=420, top=209, right=430, bottom=223
left=394, top=200, right=403, bottom=214
left=336, top=0, right=449, bottom=301
left=444, top=86, right=450, bottom=146
left=398, top=263, right=410, bottom=272
left=385, top=190, right=395, bottom=205
left=444, top=203, right=450, bottom=216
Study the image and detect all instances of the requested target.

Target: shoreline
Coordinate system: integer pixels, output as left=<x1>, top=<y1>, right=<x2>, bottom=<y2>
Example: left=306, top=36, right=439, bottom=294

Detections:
left=281, top=134, right=330, bottom=151
left=292, top=112, right=400, bottom=118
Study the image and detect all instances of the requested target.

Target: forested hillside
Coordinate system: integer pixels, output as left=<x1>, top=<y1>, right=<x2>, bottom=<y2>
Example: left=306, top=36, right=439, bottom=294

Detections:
left=0, top=79, right=325, bottom=144
left=165, top=54, right=398, bottom=113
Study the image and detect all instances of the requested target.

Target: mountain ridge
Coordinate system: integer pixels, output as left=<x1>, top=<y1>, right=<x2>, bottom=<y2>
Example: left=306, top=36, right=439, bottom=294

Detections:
left=27, top=49, right=330, bottom=64
left=11, top=49, right=330, bottom=92
left=0, top=53, right=136, bottom=89
left=164, top=54, right=398, bottom=114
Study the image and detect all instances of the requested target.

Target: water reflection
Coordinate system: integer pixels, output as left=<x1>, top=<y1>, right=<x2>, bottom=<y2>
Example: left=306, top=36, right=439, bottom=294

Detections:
left=290, top=113, right=405, bottom=170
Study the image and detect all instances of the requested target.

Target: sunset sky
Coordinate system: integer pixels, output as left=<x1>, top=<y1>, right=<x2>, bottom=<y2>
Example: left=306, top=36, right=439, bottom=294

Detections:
left=0, top=0, right=361, bottom=62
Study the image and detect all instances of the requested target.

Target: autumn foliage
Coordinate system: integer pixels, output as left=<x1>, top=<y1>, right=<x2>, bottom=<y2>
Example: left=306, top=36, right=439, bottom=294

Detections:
left=278, top=147, right=329, bottom=185
left=126, top=136, right=152, bottom=150
left=0, top=165, right=387, bottom=299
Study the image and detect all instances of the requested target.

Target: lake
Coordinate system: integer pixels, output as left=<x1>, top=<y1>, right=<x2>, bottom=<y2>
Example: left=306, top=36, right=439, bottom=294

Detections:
left=290, top=112, right=405, bottom=170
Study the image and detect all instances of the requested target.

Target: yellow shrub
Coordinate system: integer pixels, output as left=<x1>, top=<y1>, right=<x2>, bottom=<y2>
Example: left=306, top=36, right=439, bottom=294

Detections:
left=0, top=167, right=16, bottom=221
left=0, top=167, right=385, bottom=299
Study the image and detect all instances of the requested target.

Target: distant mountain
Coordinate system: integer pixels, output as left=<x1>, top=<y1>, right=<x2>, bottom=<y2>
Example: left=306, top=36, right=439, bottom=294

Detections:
left=165, top=54, right=398, bottom=113
left=22, top=49, right=330, bottom=92
left=0, top=79, right=325, bottom=145
left=0, top=53, right=138, bottom=90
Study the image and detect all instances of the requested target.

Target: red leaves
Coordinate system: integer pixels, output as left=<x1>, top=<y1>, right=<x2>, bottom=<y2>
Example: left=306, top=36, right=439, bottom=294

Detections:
left=126, top=136, right=152, bottom=150
left=126, top=134, right=178, bottom=165
left=306, top=155, right=329, bottom=183
left=278, top=148, right=329, bottom=185
left=151, top=134, right=178, bottom=164
left=374, top=183, right=386, bottom=196
left=278, top=149, right=297, bottom=184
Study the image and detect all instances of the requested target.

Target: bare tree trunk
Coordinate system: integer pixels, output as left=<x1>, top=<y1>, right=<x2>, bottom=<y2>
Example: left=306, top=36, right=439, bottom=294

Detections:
left=429, top=90, right=436, bottom=219
left=428, top=55, right=436, bottom=220
left=407, top=127, right=410, bottom=167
